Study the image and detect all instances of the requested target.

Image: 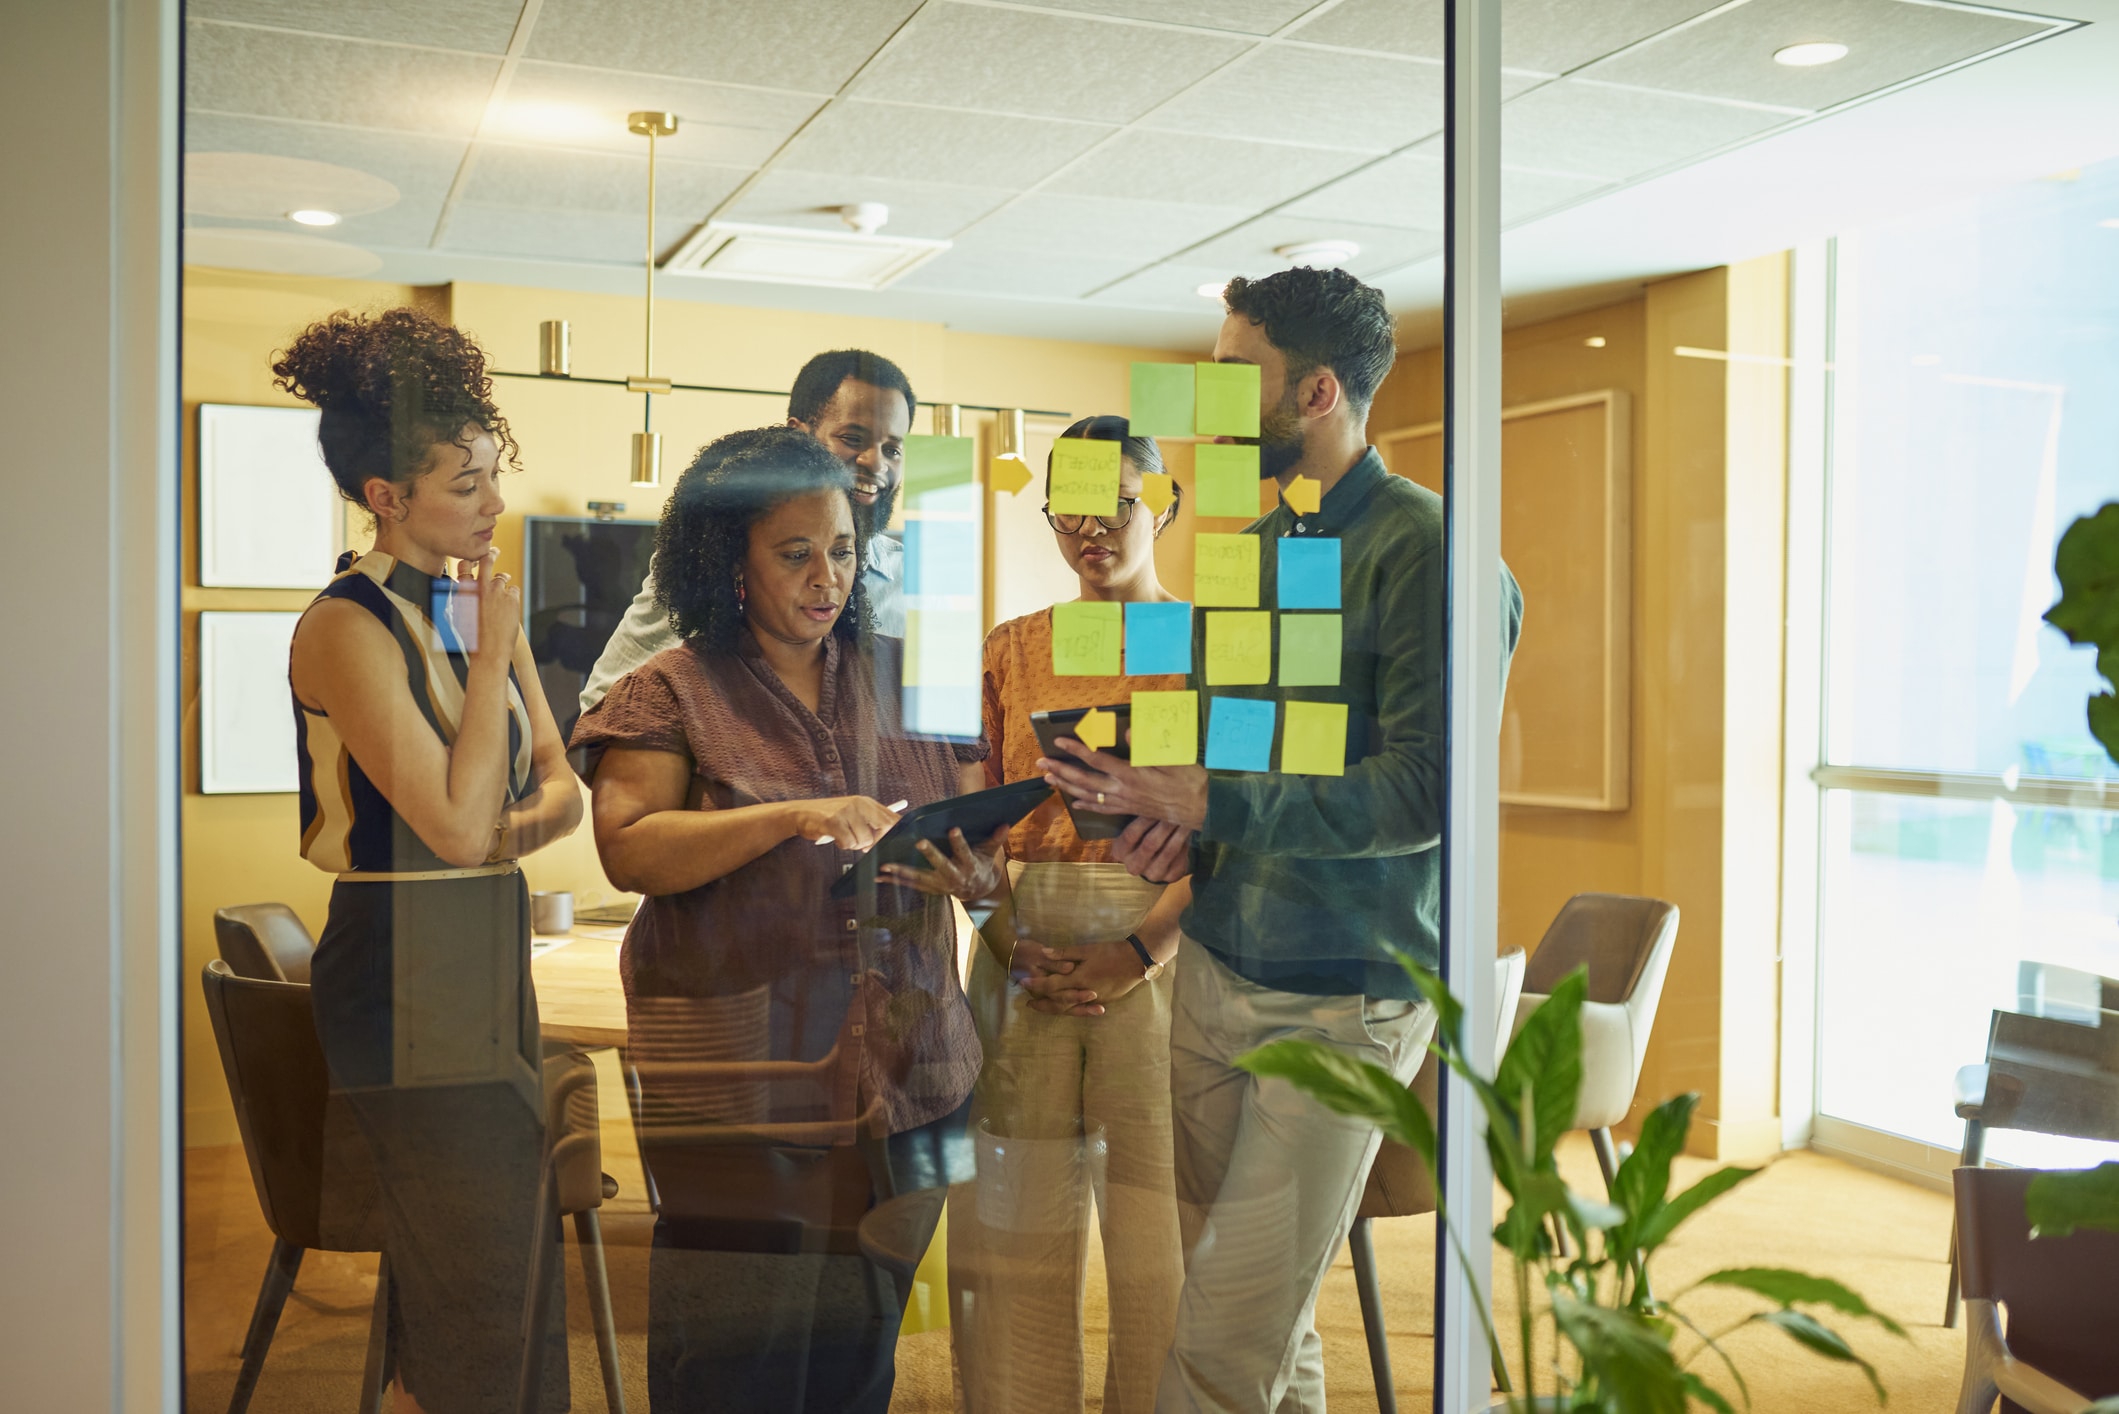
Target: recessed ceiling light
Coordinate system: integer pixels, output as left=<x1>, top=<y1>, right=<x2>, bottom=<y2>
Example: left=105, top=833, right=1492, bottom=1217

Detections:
left=495, top=102, right=607, bottom=144
left=1773, top=41, right=1848, bottom=67
left=1584, top=336, right=1607, bottom=348
left=1197, top=282, right=1228, bottom=300
left=287, top=208, right=341, bottom=227
left=1911, top=354, right=1942, bottom=366
left=2099, top=217, right=2119, bottom=229
left=1275, top=239, right=1360, bottom=267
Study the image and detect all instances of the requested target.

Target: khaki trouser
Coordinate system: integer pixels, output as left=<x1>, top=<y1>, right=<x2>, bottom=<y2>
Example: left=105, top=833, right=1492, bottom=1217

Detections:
left=1157, top=936, right=1435, bottom=1414
left=951, top=862, right=1184, bottom=1414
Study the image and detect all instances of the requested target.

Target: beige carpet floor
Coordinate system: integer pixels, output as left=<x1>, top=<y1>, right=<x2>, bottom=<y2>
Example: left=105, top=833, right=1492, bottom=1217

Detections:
left=185, top=1058, right=1964, bottom=1412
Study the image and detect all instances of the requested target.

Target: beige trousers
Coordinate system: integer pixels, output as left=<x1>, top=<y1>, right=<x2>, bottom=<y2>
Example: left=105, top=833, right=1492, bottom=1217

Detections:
left=1157, top=937, right=1435, bottom=1414
left=950, top=862, right=1185, bottom=1414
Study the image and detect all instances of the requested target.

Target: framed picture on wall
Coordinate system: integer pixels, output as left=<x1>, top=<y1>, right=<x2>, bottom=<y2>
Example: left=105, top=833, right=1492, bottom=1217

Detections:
left=199, top=403, right=342, bottom=588
left=199, top=611, right=301, bottom=794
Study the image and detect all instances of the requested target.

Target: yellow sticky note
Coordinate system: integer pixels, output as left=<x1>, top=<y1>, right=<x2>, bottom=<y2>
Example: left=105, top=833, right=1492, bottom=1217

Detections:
left=988, top=454, right=1032, bottom=496
left=1075, top=706, right=1118, bottom=750
left=1285, top=474, right=1321, bottom=516
left=1205, top=611, right=1272, bottom=685
left=1130, top=689, right=1199, bottom=766
left=1279, top=613, right=1341, bottom=687
left=1138, top=471, right=1176, bottom=519
left=1051, top=600, right=1122, bottom=676
left=1193, top=532, right=1259, bottom=607
left=1048, top=438, right=1121, bottom=516
left=1282, top=700, right=1348, bottom=776
left=1195, top=362, right=1261, bottom=437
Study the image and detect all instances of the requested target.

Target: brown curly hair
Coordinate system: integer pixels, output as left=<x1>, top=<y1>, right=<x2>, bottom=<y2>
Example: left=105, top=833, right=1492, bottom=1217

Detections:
left=270, top=307, right=520, bottom=510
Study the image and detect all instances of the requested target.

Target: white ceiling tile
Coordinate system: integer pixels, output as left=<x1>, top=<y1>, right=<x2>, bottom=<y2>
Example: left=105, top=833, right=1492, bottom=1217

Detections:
left=851, top=4, right=1248, bottom=123
left=774, top=99, right=1112, bottom=187
left=1177, top=215, right=1444, bottom=277
left=1580, top=0, right=2059, bottom=111
left=186, top=21, right=498, bottom=137
left=438, top=202, right=647, bottom=263
left=1144, top=45, right=1447, bottom=152
left=1497, top=166, right=1614, bottom=224
left=523, top=0, right=915, bottom=92
left=893, top=241, right=1145, bottom=300
left=1025, top=1, right=1316, bottom=36
left=1282, top=151, right=1446, bottom=229
left=1499, top=79, right=1789, bottom=181
left=1501, top=0, right=1728, bottom=74
left=184, top=0, right=524, bottom=53
left=1088, top=260, right=1260, bottom=312
left=1287, top=0, right=1445, bottom=61
left=960, top=192, right=1253, bottom=263
left=499, top=62, right=822, bottom=167
left=461, top=146, right=749, bottom=222
left=723, top=171, right=1016, bottom=240
left=182, top=113, right=464, bottom=248
left=1045, top=128, right=1367, bottom=208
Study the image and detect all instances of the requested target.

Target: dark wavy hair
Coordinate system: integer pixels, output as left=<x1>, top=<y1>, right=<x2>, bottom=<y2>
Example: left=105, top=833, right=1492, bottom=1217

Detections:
left=1223, top=267, right=1397, bottom=416
left=654, top=426, right=868, bottom=653
left=1046, top=414, right=1182, bottom=534
left=787, top=348, right=917, bottom=426
left=269, top=307, right=519, bottom=509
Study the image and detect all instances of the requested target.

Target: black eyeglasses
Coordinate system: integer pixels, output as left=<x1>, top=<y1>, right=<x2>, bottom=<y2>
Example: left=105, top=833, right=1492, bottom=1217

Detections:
left=1042, top=497, right=1141, bottom=534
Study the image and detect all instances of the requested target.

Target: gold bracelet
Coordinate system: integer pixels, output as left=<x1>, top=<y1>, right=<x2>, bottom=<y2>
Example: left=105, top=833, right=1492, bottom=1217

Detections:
left=485, top=815, right=510, bottom=864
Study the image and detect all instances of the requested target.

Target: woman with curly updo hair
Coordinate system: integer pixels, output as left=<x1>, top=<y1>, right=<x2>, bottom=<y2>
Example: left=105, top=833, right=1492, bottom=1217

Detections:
left=571, top=425, right=994, bottom=1412
left=277, top=307, right=582, bottom=1414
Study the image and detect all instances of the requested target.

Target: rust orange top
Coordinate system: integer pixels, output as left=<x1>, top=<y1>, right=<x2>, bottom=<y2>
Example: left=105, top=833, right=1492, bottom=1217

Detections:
left=982, top=606, right=1186, bottom=864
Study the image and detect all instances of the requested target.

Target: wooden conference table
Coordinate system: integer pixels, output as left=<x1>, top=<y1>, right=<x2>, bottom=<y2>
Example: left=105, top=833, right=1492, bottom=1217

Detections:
left=529, top=928, right=629, bottom=1049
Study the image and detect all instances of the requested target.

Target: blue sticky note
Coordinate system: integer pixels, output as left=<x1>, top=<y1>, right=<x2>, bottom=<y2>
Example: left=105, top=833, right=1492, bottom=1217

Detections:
left=1125, top=601, right=1192, bottom=676
left=1278, top=538, right=1341, bottom=610
left=1205, top=697, right=1276, bottom=772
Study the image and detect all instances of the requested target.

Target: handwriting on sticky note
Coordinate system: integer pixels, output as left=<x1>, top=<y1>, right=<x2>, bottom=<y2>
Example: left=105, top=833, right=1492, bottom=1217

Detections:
left=1205, top=611, right=1271, bottom=685
left=1281, top=700, right=1348, bottom=776
left=1048, top=438, right=1121, bottom=516
left=1278, top=613, right=1341, bottom=687
left=1051, top=600, right=1122, bottom=676
left=1129, top=690, right=1198, bottom=766
left=1074, top=706, right=1118, bottom=750
left=988, top=454, right=1032, bottom=496
left=1276, top=537, right=1341, bottom=610
left=1194, top=363, right=1261, bottom=438
left=1285, top=474, right=1321, bottom=516
left=1130, top=363, right=1195, bottom=439
left=1124, top=600, right=1192, bottom=677
left=1195, top=443, right=1262, bottom=519
left=1193, top=533, right=1259, bottom=607
left=904, top=435, right=976, bottom=499
left=1205, top=697, right=1275, bottom=772
left=1138, top=472, right=1176, bottom=520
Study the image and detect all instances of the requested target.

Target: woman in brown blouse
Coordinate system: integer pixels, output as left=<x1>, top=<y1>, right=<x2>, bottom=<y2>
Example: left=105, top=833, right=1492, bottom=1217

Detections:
left=908, top=416, right=1192, bottom=1413
left=571, top=425, right=996, bottom=1413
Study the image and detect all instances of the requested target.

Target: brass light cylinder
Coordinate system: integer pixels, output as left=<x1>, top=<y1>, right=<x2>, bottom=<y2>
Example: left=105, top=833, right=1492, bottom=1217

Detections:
left=932, top=403, right=963, bottom=438
left=995, top=408, right=1026, bottom=459
left=537, top=319, right=570, bottom=376
left=630, top=431, right=662, bottom=488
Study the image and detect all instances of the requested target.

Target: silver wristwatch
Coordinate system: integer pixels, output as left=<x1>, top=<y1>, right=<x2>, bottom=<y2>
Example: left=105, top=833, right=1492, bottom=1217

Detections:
left=1125, top=933, right=1165, bottom=981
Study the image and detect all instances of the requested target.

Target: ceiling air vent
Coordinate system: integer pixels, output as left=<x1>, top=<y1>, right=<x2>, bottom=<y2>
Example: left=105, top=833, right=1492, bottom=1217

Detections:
left=661, top=220, right=950, bottom=291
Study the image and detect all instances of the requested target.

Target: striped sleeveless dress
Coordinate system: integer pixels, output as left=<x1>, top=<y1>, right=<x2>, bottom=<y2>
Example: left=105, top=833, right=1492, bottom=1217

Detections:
left=292, top=550, right=567, bottom=1413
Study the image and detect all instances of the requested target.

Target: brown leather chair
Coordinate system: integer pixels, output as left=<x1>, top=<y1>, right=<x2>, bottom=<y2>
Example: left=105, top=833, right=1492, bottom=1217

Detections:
left=1348, top=947, right=1526, bottom=1414
left=206, top=906, right=629, bottom=1414
left=1952, top=1165, right=2119, bottom=1414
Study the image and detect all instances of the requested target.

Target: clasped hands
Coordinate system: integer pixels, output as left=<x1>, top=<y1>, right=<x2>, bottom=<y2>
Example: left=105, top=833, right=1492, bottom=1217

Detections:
left=1037, top=736, right=1206, bottom=885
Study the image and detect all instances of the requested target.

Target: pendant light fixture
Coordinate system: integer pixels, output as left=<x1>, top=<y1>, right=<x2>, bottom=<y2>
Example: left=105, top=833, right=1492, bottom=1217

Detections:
left=627, top=110, right=678, bottom=487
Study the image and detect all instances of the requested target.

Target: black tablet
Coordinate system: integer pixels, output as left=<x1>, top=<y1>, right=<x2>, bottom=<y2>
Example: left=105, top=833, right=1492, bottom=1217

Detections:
left=1030, top=703, right=1131, bottom=841
left=826, top=777, right=1053, bottom=900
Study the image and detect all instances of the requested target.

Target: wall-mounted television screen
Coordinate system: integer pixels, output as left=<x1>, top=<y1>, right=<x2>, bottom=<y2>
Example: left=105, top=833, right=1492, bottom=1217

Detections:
left=522, top=515, right=656, bottom=750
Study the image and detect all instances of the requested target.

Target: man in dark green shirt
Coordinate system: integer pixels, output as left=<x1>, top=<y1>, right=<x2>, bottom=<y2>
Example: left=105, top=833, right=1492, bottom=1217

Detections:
left=1039, top=267, right=1521, bottom=1412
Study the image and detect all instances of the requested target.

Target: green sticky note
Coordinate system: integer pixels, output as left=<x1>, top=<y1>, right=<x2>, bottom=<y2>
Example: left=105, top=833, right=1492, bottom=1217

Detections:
left=1051, top=600, right=1122, bottom=676
left=1195, top=442, right=1262, bottom=519
left=1205, top=611, right=1271, bottom=685
left=1193, top=532, right=1259, bottom=608
left=1279, top=613, right=1341, bottom=687
left=903, top=435, right=975, bottom=499
left=1048, top=437, right=1121, bottom=516
left=1282, top=700, right=1348, bottom=776
left=1130, top=689, right=1199, bottom=766
left=1194, top=362, right=1260, bottom=437
left=1130, top=363, right=1195, bottom=439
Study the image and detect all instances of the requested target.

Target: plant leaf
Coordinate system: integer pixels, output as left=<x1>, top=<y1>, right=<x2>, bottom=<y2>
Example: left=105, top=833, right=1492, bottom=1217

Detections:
left=1754, top=1310, right=1885, bottom=1404
left=1639, top=1165, right=1761, bottom=1254
left=1550, top=1289, right=1689, bottom=1414
left=2026, top=1162, right=2119, bottom=1237
left=1692, top=1268, right=1908, bottom=1337
left=1496, top=966, right=1588, bottom=1163
left=1610, top=1093, right=1699, bottom=1252
left=1398, top=957, right=1467, bottom=1055
left=1667, top=1305, right=1752, bottom=1411
left=1235, top=1039, right=1437, bottom=1167
left=1569, top=1190, right=1626, bottom=1231
left=1681, top=1370, right=1738, bottom=1414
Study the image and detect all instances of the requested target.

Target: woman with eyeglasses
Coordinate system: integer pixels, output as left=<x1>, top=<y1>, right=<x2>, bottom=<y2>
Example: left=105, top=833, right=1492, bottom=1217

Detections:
left=893, top=415, right=1188, bottom=1411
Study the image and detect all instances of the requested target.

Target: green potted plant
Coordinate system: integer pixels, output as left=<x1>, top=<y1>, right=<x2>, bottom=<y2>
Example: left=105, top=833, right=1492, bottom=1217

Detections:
left=1239, top=964, right=1904, bottom=1412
